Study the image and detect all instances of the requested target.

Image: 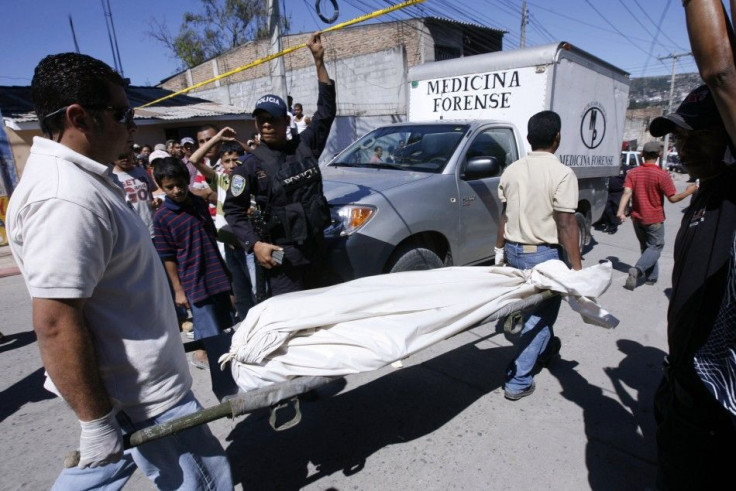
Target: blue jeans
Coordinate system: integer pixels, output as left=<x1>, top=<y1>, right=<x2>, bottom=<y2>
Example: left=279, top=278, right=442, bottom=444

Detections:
left=190, top=292, right=240, bottom=400
left=224, top=246, right=255, bottom=321
left=52, top=391, right=232, bottom=490
left=632, top=221, right=665, bottom=281
left=504, top=242, right=563, bottom=394
left=190, top=292, right=235, bottom=340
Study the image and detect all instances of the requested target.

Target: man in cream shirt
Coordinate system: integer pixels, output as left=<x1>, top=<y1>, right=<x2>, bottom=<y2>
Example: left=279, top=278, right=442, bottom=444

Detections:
left=495, top=110, right=582, bottom=401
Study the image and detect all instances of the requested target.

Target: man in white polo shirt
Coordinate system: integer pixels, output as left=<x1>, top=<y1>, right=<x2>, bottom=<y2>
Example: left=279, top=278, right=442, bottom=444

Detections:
left=495, top=110, right=582, bottom=401
left=6, top=53, right=232, bottom=490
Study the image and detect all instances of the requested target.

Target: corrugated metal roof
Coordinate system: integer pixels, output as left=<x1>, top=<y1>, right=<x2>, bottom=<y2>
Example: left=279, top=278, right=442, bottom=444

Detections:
left=0, top=85, right=248, bottom=124
left=422, top=16, right=506, bottom=33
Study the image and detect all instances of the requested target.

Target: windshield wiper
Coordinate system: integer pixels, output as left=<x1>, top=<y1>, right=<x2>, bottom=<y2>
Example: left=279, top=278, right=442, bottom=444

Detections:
left=330, top=162, right=403, bottom=170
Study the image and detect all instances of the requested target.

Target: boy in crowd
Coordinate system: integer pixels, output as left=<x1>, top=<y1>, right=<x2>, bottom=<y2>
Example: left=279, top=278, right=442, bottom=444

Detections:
left=189, top=126, right=255, bottom=320
left=111, top=149, right=160, bottom=237
left=152, top=158, right=238, bottom=399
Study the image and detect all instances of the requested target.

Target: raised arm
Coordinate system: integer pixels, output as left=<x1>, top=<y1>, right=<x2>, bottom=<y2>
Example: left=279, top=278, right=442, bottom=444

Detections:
left=685, top=0, right=736, bottom=143
left=307, top=32, right=331, bottom=85
left=190, top=127, right=239, bottom=181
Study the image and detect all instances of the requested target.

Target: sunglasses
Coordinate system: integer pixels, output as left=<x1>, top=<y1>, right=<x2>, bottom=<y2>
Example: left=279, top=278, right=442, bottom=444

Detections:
left=43, top=104, right=135, bottom=126
left=87, top=104, right=135, bottom=125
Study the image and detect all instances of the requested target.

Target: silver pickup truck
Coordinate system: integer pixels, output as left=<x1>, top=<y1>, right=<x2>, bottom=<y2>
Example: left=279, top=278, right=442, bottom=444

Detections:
left=321, top=120, right=572, bottom=281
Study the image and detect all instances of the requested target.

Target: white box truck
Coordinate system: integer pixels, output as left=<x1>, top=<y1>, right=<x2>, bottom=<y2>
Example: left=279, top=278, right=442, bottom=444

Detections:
left=321, top=43, right=629, bottom=280
left=408, top=42, right=630, bottom=238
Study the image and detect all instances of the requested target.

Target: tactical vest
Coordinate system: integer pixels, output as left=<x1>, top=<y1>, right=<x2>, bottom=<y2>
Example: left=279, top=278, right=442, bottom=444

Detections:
left=251, top=144, right=331, bottom=246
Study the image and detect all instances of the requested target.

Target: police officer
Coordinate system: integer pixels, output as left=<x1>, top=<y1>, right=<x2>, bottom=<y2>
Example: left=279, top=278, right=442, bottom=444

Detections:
left=224, top=31, right=335, bottom=298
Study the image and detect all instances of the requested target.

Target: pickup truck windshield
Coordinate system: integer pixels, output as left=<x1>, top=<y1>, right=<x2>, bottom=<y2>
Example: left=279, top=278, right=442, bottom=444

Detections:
left=330, top=124, right=470, bottom=173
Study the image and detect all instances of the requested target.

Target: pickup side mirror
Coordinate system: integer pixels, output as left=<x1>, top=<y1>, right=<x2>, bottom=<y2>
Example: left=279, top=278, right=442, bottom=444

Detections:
left=463, top=156, right=502, bottom=180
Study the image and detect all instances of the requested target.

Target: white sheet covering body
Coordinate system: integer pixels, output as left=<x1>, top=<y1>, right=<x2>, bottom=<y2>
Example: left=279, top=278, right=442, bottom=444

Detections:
left=221, top=260, right=614, bottom=391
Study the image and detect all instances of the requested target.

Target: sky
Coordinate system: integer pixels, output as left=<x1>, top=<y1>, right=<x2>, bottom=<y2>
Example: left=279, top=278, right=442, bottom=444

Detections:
left=0, top=0, right=706, bottom=88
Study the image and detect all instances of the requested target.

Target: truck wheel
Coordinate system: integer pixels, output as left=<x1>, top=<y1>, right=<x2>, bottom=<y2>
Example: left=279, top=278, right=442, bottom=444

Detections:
left=388, top=247, right=444, bottom=273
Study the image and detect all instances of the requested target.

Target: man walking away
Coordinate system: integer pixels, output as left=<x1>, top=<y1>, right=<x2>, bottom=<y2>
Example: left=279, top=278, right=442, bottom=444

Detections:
left=495, top=110, right=582, bottom=401
left=616, top=141, right=696, bottom=290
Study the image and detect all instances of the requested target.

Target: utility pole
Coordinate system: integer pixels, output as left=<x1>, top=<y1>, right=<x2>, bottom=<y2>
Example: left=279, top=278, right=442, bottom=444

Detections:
left=268, top=0, right=288, bottom=103
left=657, top=52, right=692, bottom=166
left=520, top=1, right=528, bottom=49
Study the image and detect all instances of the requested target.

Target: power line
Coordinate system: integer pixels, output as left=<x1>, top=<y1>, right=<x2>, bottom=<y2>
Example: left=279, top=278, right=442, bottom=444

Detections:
left=581, top=0, right=655, bottom=58
left=631, top=0, right=687, bottom=51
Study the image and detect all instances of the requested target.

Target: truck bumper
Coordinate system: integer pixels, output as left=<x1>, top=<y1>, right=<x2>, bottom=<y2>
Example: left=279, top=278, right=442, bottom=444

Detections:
left=325, top=233, right=395, bottom=282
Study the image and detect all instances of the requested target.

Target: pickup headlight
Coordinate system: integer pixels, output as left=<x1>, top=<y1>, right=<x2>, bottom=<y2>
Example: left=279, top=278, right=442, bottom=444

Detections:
left=324, top=205, right=377, bottom=237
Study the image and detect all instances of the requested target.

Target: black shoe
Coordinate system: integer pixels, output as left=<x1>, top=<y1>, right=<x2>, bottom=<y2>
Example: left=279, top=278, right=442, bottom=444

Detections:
left=504, top=381, right=536, bottom=401
left=645, top=278, right=657, bottom=285
left=533, top=336, right=561, bottom=374
left=625, top=267, right=639, bottom=291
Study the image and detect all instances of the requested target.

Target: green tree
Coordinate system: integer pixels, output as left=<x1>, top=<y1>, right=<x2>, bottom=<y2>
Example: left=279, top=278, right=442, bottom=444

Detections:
left=149, top=0, right=289, bottom=69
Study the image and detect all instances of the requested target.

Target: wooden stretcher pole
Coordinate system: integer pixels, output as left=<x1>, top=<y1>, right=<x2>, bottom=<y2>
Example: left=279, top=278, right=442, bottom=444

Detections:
left=64, top=375, right=335, bottom=468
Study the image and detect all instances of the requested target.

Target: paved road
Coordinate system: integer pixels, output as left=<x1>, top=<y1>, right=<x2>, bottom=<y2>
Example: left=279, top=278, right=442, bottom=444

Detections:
left=0, top=173, right=694, bottom=490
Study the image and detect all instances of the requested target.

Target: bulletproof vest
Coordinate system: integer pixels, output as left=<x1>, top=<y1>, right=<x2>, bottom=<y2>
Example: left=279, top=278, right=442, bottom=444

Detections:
left=251, top=144, right=330, bottom=245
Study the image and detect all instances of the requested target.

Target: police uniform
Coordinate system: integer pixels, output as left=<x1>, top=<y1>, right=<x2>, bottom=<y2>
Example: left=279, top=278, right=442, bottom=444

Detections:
left=224, top=81, right=336, bottom=297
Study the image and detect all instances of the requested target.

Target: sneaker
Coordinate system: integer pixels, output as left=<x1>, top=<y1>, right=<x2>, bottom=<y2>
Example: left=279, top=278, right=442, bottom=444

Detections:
left=534, top=336, right=561, bottom=373
left=504, top=381, right=536, bottom=401
left=624, top=267, right=639, bottom=291
left=190, top=354, right=209, bottom=370
left=645, top=278, right=658, bottom=285
left=181, top=320, right=194, bottom=332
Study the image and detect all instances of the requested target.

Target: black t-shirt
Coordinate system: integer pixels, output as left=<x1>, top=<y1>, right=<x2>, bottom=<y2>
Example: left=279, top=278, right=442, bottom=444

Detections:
left=668, top=165, right=736, bottom=378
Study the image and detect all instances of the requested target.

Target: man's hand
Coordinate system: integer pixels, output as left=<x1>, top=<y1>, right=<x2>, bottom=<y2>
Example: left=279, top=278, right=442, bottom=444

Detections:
left=307, top=32, right=324, bottom=62
left=174, top=288, right=190, bottom=309
left=77, top=409, right=124, bottom=468
left=307, top=31, right=331, bottom=84
left=616, top=187, right=632, bottom=224
left=494, top=246, right=506, bottom=266
left=253, top=241, right=283, bottom=269
left=216, top=126, right=237, bottom=142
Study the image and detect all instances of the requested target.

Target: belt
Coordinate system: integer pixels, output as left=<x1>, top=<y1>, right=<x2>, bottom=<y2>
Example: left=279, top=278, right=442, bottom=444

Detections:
left=506, top=241, right=555, bottom=253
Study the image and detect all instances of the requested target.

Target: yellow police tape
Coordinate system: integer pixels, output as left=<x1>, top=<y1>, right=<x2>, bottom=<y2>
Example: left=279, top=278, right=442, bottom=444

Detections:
left=139, top=0, right=426, bottom=109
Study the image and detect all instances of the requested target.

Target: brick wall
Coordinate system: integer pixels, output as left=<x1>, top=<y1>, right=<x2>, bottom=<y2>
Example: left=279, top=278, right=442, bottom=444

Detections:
left=160, top=19, right=430, bottom=93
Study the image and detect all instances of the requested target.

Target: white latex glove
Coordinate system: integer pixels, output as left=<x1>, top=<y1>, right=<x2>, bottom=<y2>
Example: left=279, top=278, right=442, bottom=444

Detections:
left=494, top=246, right=506, bottom=266
left=77, top=409, right=124, bottom=468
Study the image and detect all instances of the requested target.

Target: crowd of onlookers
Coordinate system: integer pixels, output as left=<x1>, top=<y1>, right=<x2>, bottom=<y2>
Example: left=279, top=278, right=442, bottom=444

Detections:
left=110, top=107, right=311, bottom=387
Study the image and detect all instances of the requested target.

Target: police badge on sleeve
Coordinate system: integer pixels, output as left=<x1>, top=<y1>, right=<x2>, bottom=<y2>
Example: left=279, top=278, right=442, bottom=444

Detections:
left=231, top=175, right=246, bottom=196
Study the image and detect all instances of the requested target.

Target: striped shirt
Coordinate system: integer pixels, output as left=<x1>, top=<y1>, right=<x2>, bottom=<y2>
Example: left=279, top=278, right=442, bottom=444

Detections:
left=154, top=194, right=231, bottom=303
left=624, top=163, right=677, bottom=225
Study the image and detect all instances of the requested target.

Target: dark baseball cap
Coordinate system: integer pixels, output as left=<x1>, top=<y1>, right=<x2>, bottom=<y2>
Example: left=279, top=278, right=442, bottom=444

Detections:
left=253, top=94, right=287, bottom=118
left=650, top=85, right=723, bottom=137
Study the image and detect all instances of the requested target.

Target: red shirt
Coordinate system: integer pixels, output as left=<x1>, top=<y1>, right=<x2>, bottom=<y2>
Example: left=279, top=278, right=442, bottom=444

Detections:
left=624, top=163, right=677, bottom=225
